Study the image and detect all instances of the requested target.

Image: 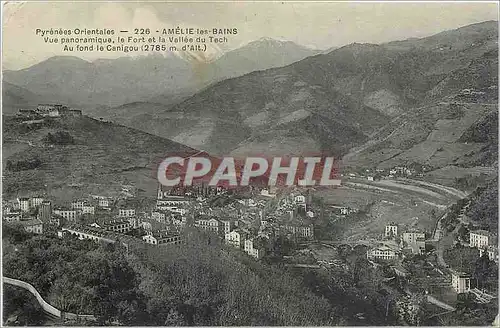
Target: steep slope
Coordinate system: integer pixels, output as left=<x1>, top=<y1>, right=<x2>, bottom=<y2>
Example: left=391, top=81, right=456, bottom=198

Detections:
left=342, top=41, right=498, bottom=172
left=119, top=21, right=497, bottom=158
left=2, top=115, right=198, bottom=198
left=289, top=21, right=498, bottom=117
left=143, top=68, right=388, bottom=156
left=2, top=82, right=47, bottom=114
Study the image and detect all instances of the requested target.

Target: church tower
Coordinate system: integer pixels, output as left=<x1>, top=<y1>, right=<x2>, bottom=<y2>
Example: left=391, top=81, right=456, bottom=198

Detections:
left=157, top=184, right=164, bottom=200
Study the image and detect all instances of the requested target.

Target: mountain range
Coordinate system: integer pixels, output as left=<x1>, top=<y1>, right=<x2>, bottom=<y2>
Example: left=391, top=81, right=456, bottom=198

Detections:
left=97, top=21, right=498, bottom=164
left=3, top=21, right=498, bottom=181
left=2, top=38, right=320, bottom=109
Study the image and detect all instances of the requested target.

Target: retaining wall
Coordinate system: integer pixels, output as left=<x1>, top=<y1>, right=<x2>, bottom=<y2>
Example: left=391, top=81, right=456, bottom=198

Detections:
left=3, top=276, right=96, bottom=321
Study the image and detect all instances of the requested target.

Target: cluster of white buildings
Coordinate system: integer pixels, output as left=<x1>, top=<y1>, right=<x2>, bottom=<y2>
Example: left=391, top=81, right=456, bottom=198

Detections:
left=373, top=223, right=498, bottom=295
left=58, top=224, right=182, bottom=248
left=447, top=230, right=498, bottom=294
left=469, top=230, right=498, bottom=262
left=190, top=190, right=316, bottom=260
left=367, top=223, right=428, bottom=261
left=225, top=228, right=268, bottom=259
left=17, top=104, right=82, bottom=118
left=6, top=184, right=319, bottom=260
left=3, top=197, right=46, bottom=234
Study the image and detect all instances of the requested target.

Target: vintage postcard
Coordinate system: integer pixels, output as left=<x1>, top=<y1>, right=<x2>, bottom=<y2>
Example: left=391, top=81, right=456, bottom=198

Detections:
left=1, top=1, right=499, bottom=326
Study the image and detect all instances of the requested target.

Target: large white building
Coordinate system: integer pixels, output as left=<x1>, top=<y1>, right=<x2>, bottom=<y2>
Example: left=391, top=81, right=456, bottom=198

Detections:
left=30, top=196, right=45, bottom=208
left=367, top=245, right=398, bottom=261
left=225, top=230, right=247, bottom=248
left=92, top=196, right=112, bottom=209
left=195, top=218, right=221, bottom=233
left=220, top=219, right=236, bottom=235
left=244, top=238, right=267, bottom=259
left=451, top=270, right=471, bottom=294
left=18, top=198, right=30, bottom=212
left=82, top=204, right=95, bottom=215
left=402, top=231, right=425, bottom=244
left=54, top=208, right=78, bottom=222
left=470, top=230, right=493, bottom=249
left=151, top=210, right=168, bottom=223
left=71, top=200, right=85, bottom=211
left=118, top=208, right=136, bottom=217
left=280, top=223, right=314, bottom=239
left=102, top=220, right=132, bottom=234
left=59, top=226, right=116, bottom=244
left=385, top=224, right=398, bottom=238
left=479, top=245, right=499, bottom=262
left=143, top=231, right=182, bottom=246
left=157, top=186, right=190, bottom=210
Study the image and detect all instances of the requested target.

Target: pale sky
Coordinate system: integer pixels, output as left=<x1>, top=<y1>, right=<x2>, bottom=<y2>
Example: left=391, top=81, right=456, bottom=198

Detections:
left=2, top=1, right=498, bottom=70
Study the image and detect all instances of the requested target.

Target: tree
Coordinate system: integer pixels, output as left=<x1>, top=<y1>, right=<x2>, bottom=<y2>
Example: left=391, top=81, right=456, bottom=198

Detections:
left=444, top=246, right=480, bottom=274
left=396, top=294, right=425, bottom=325
left=43, top=131, right=75, bottom=145
left=5, top=157, right=42, bottom=171
left=164, top=309, right=187, bottom=326
left=3, top=224, right=31, bottom=244
left=3, top=285, right=46, bottom=326
left=474, top=254, right=498, bottom=292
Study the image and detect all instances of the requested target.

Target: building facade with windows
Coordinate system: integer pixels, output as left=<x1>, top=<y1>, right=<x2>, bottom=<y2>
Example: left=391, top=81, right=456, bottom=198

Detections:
left=451, top=271, right=471, bottom=294
left=54, top=208, right=78, bottom=222
left=102, top=220, right=132, bottom=234
left=385, top=224, right=398, bottom=238
left=18, top=198, right=30, bottom=212
left=367, top=245, right=398, bottom=261
left=402, top=231, right=425, bottom=244
left=470, top=230, right=492, bottom=249
left=195, top=218, right=221, bottom=233
left=143, top=231, right=182, bottom=246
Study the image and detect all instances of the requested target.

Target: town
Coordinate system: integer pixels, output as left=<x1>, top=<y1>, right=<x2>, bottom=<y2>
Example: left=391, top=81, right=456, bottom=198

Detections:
left=3, top=8, right=498, bottom=326
left=3, top=104, right=498, bottom=326
left=4, top=161, right=498, bottom=302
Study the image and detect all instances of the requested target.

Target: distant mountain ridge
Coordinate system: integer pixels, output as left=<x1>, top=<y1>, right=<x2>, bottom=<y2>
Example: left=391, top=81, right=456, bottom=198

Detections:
left=2, top=82, right=45, bottom=111
left=106, top=21, right=498, bottom=162
left=3, top=21, right=498, bottom=169
left=3, top=38, right=319, bottom=108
